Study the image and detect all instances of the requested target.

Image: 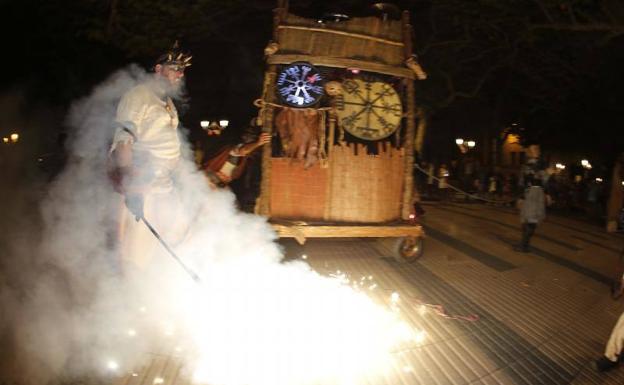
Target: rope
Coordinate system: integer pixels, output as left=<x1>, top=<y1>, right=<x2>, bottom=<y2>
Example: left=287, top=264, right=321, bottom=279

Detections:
left=253, top=98, right=334, bottom=112
left=414, top=164, right=515, bottom=205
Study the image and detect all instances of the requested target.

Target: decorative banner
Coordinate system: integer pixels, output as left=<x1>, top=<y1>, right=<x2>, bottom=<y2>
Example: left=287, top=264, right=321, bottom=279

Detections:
left=336, top=79, right=403, bottom=141
left=276, top=62, right=324, bottom=107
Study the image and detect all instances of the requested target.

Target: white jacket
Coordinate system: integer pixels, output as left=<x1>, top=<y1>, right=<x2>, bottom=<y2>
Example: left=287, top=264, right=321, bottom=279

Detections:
left=111, top=81, right=181, bottom=192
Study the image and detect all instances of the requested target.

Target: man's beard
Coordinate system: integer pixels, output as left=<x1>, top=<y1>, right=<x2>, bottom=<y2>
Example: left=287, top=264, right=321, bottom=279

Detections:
left=166, top=78, right=190, bottom=114
left=164, top=78, right=186, bottom=100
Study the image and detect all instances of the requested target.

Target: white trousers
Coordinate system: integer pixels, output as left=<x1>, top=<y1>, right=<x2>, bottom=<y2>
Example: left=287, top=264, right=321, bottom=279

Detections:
left=117, top=188, right=189, bottom=271
left=605, top=312, right=624, bottom=361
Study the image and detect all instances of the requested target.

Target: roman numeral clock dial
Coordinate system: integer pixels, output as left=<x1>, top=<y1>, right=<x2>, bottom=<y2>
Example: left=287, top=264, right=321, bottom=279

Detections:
left=336, top=79, right=403, bottom=141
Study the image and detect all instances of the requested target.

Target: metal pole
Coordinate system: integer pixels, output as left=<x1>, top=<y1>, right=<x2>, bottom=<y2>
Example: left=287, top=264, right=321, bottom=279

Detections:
left=140, top=217, right=202, bottom=283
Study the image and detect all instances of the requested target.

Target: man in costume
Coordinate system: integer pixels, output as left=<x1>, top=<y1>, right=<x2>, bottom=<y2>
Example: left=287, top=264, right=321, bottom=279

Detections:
left=203, top=121, right=271, bottom=188
left=108, top=41, right=192, bottom=270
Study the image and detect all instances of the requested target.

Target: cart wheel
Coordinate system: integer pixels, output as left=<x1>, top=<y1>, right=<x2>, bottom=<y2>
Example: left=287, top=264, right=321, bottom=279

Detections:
left=393, top=236, right=424, bottom=263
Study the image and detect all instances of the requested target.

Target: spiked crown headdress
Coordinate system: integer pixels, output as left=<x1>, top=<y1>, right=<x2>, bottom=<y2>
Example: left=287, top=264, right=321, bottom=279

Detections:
left=155, top=40, right=192, bottom=69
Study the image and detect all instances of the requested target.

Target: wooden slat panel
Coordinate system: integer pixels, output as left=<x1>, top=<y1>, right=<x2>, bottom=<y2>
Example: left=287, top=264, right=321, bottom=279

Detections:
left=327, top=145, right=404, bottom=222
left=276, top=12, right=406, bottom=68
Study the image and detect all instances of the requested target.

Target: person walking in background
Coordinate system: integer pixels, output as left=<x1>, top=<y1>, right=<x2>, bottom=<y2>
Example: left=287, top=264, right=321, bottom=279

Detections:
left=488, top=174, right=498, bottom=201
left=425, top=162, right=435, bottom=199
left=514, top=174, right=546, bottom=253
left=438, top=163, right=449, bottom=200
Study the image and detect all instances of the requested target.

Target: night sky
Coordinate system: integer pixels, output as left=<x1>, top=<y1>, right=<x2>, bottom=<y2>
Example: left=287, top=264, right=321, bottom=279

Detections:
left=1, top=0, right=623, bottom=168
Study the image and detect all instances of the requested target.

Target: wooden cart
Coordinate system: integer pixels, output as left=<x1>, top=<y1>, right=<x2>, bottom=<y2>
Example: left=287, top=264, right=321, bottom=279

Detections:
left=254, top=1, right=426, bottom=262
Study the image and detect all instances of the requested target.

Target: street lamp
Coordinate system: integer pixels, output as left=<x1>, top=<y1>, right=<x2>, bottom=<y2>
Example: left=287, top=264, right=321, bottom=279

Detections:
left=10, top=133, right=19, bottom=143
left=203, top=119, right=229, bottom=136
left=555, top=163, right=566, bottom=170
left=455, top=138, right=476, bottom=153
left=2, top=137, right=8, bottom=144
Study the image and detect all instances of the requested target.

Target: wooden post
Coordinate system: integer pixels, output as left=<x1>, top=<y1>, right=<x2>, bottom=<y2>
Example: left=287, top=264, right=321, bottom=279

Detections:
left=273, top=0, right=286, bottom=41
left=400, top=11, right=416, bottom=220
left=323, top=108, right=337, bottom=220
left=257, top=67, right=277, bottom=216
left=256, top=1, right=285, bottom=216
left=414, top=106, right=427, bottom=155
left=606, top=153, right=624, bottom=232
left=327, top=108, right=336, bottom=159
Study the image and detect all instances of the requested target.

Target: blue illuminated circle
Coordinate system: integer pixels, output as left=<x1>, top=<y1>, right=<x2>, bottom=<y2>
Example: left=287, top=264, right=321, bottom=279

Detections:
left=276, top=62, right=324, bottom=107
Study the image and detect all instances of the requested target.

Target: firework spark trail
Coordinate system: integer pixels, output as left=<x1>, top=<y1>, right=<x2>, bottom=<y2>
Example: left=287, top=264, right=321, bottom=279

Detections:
left=182, top=262, right=419, bottom=385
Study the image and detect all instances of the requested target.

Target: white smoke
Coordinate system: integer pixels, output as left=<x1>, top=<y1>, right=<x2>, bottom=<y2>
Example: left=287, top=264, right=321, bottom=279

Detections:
left=0, top=65, right=417, bottom=385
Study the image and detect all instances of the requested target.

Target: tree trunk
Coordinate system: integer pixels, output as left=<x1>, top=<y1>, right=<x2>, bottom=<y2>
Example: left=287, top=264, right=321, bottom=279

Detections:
left=106, top=0, right=119, bottom=39
left=414, top=106, right=427, bottom=156
left=606, top=153, right=624, bottom=232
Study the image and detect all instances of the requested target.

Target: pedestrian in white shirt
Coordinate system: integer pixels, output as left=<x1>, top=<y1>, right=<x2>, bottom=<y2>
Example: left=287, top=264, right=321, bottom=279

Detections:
left=514, top=174, right=546, bottom=253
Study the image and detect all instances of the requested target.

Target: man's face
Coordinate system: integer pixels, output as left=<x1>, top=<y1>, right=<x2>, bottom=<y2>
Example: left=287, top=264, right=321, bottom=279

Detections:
left=155, top=64, right=185, bottom=89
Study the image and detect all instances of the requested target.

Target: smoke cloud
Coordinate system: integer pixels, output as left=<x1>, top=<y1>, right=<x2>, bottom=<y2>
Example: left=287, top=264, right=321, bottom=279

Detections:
left=0, top=66, right=415, bottom=385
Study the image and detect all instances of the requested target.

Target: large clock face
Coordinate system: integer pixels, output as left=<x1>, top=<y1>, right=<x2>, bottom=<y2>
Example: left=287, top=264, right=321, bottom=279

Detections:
left=276, top=62, right=324, bottom=107
left=335, top=79, right=403, bottom=141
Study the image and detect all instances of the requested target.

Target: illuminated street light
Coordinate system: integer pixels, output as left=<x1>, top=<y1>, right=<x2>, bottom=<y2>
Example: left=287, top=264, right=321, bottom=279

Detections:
left=2, top=137, right=8, bottom=143
left=10, top=133, right=19, bottom=143
left=555, top=163, right=566, bottom=170
left=204, top=119, right=228, bottom=136
left=596, top=178, right=603, bottom=183
left=455, top=138, right=475, bottom=153
left=580, top=159, right=592, bottom=170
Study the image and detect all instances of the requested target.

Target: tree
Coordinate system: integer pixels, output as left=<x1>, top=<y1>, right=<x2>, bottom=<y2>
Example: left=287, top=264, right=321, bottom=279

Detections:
left=409, top=0, right=624, bottom=160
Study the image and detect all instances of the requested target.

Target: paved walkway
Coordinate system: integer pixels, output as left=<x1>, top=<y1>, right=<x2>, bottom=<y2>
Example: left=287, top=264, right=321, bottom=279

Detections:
left=114, top=202, right=624, bottom=385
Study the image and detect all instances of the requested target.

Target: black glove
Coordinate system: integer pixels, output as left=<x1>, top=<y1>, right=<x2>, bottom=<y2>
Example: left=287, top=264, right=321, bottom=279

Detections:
left=125, top=194, right=144, bottom=221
